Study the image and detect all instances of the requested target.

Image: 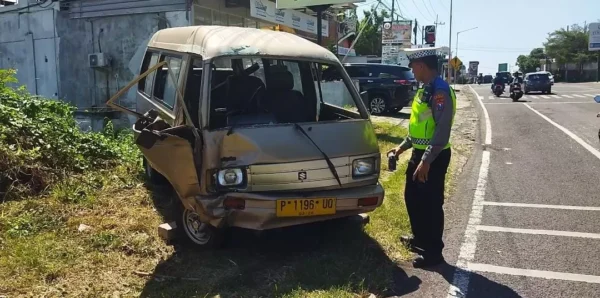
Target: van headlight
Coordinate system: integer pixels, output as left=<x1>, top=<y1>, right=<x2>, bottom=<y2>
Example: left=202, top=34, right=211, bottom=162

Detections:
left=352, top=158, right=376, bottom=177
left=217, top=168, right=244, bottom=186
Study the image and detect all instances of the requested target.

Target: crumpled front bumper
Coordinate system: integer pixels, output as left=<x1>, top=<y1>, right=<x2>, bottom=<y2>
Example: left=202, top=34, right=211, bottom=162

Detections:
left=188, top=183, right=385, bottom=230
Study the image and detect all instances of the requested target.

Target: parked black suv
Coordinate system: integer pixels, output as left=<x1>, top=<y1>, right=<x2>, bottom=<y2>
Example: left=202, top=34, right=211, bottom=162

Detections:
left=342, top=63, right=418, bottom=115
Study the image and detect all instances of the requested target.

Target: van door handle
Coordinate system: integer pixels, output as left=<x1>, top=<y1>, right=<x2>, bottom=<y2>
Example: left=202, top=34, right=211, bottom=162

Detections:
left=367, top=80, right=373, bottom=83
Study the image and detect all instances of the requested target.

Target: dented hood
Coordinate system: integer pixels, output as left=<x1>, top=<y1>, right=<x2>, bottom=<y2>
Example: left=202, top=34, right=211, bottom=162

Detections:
left=203, top=120, right=379, bottom=169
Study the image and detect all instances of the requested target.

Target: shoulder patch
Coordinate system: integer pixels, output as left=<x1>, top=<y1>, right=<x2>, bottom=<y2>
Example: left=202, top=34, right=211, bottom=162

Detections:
left=434, top=93, right=445, bottom=111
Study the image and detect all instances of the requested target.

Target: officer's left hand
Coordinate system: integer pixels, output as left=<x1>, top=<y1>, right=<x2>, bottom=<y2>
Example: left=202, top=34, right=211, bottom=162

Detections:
left=413, top=161, right=430, bottom=182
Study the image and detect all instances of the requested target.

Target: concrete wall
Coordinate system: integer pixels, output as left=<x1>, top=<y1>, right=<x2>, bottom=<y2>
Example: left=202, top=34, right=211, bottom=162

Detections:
left=0, top=7, right=59, bottom=98
left=0, top=1, right=191, bottom=131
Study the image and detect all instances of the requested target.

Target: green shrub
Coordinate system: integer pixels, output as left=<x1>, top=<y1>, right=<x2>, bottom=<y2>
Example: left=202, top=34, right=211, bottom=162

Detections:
left=0, top=69, right=140, bottom=201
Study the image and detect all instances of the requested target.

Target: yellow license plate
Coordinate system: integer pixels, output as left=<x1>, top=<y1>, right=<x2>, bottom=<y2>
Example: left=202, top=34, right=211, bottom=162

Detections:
left=276, top=198, right=336, bottom=217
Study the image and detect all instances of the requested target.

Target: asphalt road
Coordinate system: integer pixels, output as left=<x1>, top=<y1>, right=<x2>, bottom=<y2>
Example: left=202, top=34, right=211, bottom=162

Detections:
left=442, top=82, right=600, bottom=298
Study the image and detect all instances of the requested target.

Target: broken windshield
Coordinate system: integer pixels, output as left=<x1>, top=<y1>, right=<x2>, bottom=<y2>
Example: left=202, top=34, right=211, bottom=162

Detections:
left=207, top=56, right=366, bottom=130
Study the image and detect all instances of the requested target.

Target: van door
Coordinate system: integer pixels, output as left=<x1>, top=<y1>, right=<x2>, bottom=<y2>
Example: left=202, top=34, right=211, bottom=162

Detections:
left=107, top=53, right=204, bottom=201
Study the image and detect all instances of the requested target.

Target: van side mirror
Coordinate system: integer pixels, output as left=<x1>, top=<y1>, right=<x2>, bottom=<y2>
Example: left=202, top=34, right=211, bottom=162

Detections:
left=360, top=91, right=368, bottom=103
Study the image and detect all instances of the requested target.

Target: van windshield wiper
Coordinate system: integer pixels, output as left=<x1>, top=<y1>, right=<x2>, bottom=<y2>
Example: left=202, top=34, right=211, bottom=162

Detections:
left=293, top=123, right=342, bottom=187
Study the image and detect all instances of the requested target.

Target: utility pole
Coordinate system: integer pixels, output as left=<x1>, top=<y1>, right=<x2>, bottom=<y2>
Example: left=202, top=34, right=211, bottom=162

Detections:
left=447, top=0, right=453, bottom=83
left=414, top=19, right=418, bottom=45
left=434, top=14, right=445, bottom=44
left=390, top=0, right=395, bottom=21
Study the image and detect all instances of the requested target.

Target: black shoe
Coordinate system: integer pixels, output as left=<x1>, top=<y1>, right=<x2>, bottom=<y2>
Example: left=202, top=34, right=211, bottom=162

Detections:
left=412, top=254, right=445, bottom=268
left=400, top=235, right=422, bottom=253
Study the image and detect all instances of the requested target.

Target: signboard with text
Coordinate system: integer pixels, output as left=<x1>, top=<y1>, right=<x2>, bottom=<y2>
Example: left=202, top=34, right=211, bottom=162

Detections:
left=251, top=0, right=329, bottom=37
left=276, top=0, right=365, bottom=9
left=424, top=25, right=436, bottom=45
left=468, top=61, right=479, bottom=77
left=589, top=22, right=600, bottom=51
left=381, top=20, right=412, bottom=44
left=498, top=63, right=508, bottom=72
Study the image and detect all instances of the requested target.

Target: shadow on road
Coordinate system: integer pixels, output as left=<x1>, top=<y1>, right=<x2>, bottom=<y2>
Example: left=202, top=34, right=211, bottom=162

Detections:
left=425, top=263, right=523, bottom=298
left=138, top=185, right=422, bottom=297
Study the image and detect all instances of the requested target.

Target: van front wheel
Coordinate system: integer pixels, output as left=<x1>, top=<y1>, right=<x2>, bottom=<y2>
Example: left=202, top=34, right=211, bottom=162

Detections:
left=180, top=207, right=225, bottom=249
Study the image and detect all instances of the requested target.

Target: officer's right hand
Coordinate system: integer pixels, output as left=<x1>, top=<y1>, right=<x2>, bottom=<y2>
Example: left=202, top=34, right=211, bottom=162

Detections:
left=387, top=146, right=405, bottom=158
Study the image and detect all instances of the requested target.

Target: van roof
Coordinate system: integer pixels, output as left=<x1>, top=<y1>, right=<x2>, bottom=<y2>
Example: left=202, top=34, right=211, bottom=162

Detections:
left=147, top=25, right=339, bottom=62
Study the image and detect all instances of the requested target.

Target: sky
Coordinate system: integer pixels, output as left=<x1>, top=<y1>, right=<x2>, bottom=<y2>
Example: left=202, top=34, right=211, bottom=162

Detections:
left=354, top=0, right=600, bottom=75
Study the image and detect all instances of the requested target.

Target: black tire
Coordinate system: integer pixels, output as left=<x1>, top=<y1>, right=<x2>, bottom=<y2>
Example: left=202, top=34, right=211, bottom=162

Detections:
left=176, top=200, right=226, bottom=249
left=547, top=88, right=552, bottom=94
left=368, top=95, right=388, bottom=115
left=143, top=157, right=170, bottom=186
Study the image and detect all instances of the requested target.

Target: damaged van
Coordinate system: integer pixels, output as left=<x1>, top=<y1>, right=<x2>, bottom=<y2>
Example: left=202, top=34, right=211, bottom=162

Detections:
left=107, top=26, right=385, bottom=248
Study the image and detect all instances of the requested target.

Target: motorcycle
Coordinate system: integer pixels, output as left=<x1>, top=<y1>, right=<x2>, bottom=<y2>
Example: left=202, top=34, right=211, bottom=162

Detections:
left=510, top=82, right=523, bottom=102
left=493, top=83, right=504, bottom=97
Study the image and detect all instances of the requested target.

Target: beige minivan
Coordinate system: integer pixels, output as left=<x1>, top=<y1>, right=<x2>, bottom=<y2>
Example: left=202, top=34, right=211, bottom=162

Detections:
left=107, top=25, right=385, bottom=248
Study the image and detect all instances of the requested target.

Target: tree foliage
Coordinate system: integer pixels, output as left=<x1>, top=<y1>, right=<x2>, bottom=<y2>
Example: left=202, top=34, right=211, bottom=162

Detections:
left=516, top=48, right=544, bottom=73
left=353, top=7, right=389, bottom=56
left=544, top=24, right=596, bottom=65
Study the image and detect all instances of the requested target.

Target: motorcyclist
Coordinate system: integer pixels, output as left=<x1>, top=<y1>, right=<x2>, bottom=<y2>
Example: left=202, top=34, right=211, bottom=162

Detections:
left=478, top=74, right=483, bottom=84
left=491, top=75, right=505, bottom=92
left=510, top=72, right=523, bottom=92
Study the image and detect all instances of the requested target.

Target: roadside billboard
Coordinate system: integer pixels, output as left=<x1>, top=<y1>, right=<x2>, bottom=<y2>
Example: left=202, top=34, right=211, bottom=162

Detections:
left=589, top=22, right=600, bottom=51
left=381, top=45, right=410, bottom=67
left=468, top=61, right=479, bottom=77
left=424, top=25, right=436, bottom=46
left=382, top=20, right=412, bottom=44
left=251, top=0, right=328, bottom=36
left=276, top=0, right=365, bottom=9
left=498, top=63, right=508, bottom=72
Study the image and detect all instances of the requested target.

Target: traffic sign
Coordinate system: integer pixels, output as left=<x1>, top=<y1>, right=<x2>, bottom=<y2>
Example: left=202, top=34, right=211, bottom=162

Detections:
left=589, top=23, right=600, bottom=51
left=450, top=57, right=462, bottom=70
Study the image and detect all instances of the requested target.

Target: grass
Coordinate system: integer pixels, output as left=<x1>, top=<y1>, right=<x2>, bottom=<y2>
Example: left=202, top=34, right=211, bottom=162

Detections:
left=0, top=122, right=430, bottom=297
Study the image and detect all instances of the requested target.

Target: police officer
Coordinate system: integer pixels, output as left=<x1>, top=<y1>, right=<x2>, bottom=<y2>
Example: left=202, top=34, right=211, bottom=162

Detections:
left=387, top=47, right=456, bottom=268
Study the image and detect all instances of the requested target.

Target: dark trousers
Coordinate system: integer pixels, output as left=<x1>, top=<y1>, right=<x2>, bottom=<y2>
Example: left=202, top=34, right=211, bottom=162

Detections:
left=404, top=148, right=451, bottom=257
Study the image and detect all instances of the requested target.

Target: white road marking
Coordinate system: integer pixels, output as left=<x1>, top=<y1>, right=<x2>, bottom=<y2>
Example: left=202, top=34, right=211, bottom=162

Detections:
left=562, top=94, right=574, bottom=98
left=550, top=95, right=561, bottom=99
left=476, top=225, right=600, bottom=239
left=485, top=101, right=590, bottom=105
left=573, top=94, right=586, bottom=98
left=446, top=150, right=491, bottom=298
left=483, top=201, right=600, bottom=211
left=470, top=85, right=492, bottom=145
left=487, top=96, right=495, bottom=100
left=468, top=263, right=600, bottom=284
left=540, top=95, right=551, bottom=99
left=584, top=94, right=596, bottom=97
left=524, top=104, right=600, bottom=160
left=505, top=162, right=513, bottom=165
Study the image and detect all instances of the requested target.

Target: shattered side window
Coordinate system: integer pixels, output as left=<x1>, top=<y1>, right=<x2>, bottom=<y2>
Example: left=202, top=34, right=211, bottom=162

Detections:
left=316, top=64, right=360, bottom=114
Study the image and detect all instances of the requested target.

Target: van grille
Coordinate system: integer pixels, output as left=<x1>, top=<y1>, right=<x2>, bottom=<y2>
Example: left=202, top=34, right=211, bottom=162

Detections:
left=247, top=156, right=377, bottom=192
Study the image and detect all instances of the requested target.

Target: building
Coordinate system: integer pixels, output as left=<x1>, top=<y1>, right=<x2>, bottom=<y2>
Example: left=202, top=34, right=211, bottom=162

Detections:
left=0, top=0, right=346, bottom=130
